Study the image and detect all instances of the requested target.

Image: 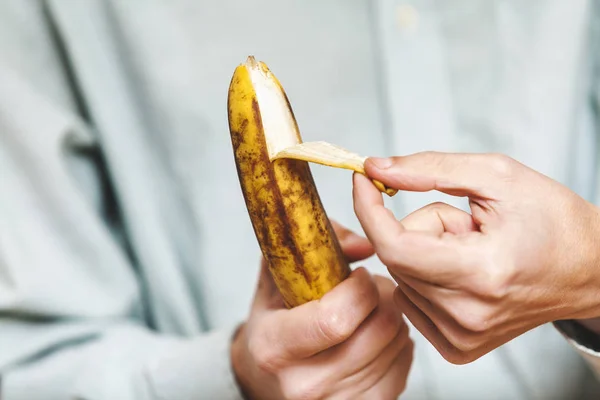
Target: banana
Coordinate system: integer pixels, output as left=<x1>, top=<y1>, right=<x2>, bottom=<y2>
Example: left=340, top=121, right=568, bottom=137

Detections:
left=271, top=141, right=397, bottom=197
left=227, top=56, right=394, bottom=307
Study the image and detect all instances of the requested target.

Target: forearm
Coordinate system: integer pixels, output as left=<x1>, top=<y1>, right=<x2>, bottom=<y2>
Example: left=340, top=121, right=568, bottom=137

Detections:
left=1, top=320, right=245, bottom=400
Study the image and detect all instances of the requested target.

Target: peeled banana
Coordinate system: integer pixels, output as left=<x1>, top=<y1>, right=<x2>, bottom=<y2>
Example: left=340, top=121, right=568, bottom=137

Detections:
left=227, top=56, right=394, bottom=307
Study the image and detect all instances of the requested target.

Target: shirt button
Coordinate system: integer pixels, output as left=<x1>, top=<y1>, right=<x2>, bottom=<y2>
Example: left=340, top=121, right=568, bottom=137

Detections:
left=396, top=4, right=419, bottom=33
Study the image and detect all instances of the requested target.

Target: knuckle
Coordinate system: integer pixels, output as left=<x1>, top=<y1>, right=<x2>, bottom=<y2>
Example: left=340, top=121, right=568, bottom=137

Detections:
left=478, top=267, right=510, bottom=301
left=488, top=153, right=515, bottom=178
left=374, top=306, right=401, bottom=339
left=421, top=151, right=442, bottom=162
left=353, top=274, right=380, bottom=310
left=457, top=310, right=490, bottom=333
left=377, top=248, right=396, bottom=268
left=435, top=343, right=475, bottom=365
left=469, top=249, right=510, bottom=301
left=376, top=239, right=403, bottom=269
left=449, top=301, right=494, bottom=333
left=448, top=349, right=481, bottom=365
left=430, top=331, right=478, bottom=365
left=415, top=151, right=448, bottom=173
left=483, top=280, right=508, bottom=302
left=280, top=375, right=326, bottom=400
left=248, top=336, right=280, bottom=373
left=315, top=271, right=379, bottom=344
left=452, top=333, right=483, bottom=353
left=373, top=274, right=396, bottom=293
left=441, top=349, right=471, bottom=365
left=443, top=303, right=491, bottom=344
left=317, top=308, right=355, bottom=344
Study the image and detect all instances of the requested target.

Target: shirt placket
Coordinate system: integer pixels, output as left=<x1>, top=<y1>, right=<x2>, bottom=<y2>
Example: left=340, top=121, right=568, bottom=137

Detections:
left=371, top=0, right=461, bottom=218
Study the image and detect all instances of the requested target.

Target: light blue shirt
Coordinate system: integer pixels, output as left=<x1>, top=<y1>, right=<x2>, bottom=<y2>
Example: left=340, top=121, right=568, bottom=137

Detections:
left=1, top=0, right=599, bottom=399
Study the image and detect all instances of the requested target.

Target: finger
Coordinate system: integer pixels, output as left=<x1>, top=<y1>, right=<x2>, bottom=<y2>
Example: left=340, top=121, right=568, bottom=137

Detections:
left=279, top=318, right=409, bottom=400
left=283, top=277, right=409, bottom=393
left=330, top=219, right=375, bottom=262
left=393, top=286, right=465, bottom=364
left=344, top=325, right=411, bottom=397
left=354, top=171, right=479, bottom=283
left=393, top=286, right=501, bottom=365
left=394, top=271, right=545, bottom=359
left=364, top=152, right=515, bottom=199
left=254, top=267, right=379, bottom=366
left=395, top=279, right=484, bottom=353
left=401, top=202, right=478, bottom=234
left=251, top=258, right=285, bottom=312
left=353, top=172, right=405, bottom=253
left=387, top=232, right=477, bottom=284
left=363, top=339, right=414, bottom=399
left=394, top=280, right=540, bottom=365
left=307, top=276, right=404, bottom=375
left=252, top=219, right=374, bottom=313
left=252, top=218, right=374, bottom=313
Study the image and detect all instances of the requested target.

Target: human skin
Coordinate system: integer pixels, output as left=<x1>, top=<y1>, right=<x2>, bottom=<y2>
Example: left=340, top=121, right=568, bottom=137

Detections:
left=353, top=152, right=600, bottom=364
left=231, top=221, right=414, bottom=400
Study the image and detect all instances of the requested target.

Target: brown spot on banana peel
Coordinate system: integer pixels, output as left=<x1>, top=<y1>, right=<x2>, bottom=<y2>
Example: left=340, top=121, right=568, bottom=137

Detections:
left=251, top=100, right=310, bottom=290
left=228, top=61, right=350, bottom=308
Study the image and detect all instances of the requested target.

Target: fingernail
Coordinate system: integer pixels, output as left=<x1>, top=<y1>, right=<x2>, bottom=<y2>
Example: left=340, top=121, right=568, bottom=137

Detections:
left=369, top=157, right=393, bottom=170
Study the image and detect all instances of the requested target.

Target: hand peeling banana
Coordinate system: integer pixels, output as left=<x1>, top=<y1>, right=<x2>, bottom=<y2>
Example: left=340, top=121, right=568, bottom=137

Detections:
left=271, top=141, right=398, bottom=197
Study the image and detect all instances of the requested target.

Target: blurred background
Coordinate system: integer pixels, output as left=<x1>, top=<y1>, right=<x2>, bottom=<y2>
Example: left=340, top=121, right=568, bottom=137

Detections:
left=1, top=1, right=600, bottom=399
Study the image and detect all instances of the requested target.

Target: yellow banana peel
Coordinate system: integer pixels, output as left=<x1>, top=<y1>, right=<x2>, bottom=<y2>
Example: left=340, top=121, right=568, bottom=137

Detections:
left=227, top=56, right=395, bottom=307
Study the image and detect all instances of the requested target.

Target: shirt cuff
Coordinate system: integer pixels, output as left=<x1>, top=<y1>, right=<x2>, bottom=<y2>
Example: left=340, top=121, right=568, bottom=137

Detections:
left=554, top=320, right=600, bottom=378
left=144, top=322, right=246, bottom=400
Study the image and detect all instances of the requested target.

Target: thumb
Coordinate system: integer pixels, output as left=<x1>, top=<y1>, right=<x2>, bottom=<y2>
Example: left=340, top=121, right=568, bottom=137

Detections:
left=252, top=258, right=285, bottom=312
left=364, top=152, right=515, bottom=199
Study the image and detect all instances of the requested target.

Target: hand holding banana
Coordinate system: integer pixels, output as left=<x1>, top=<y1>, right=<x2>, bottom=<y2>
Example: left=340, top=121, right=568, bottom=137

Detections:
left=227, top=56, right=600, bottom=391
left=230, top=221, right=413, bottom=399
left=353, top=152, right=600, bottom=364
left=227, top=57, right=412, bottom=399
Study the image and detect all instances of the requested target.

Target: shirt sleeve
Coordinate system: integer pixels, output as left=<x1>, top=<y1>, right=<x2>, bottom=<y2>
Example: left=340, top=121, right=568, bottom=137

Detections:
left=0, top=58, right=245, bottom=400
left=554, top=320, right=600, bottom=378
left=1, top=320, right=245, bottom=400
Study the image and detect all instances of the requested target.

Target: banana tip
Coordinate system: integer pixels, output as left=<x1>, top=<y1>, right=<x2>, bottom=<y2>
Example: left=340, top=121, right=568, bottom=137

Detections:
left=245, top=55, right=258, bottom=67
